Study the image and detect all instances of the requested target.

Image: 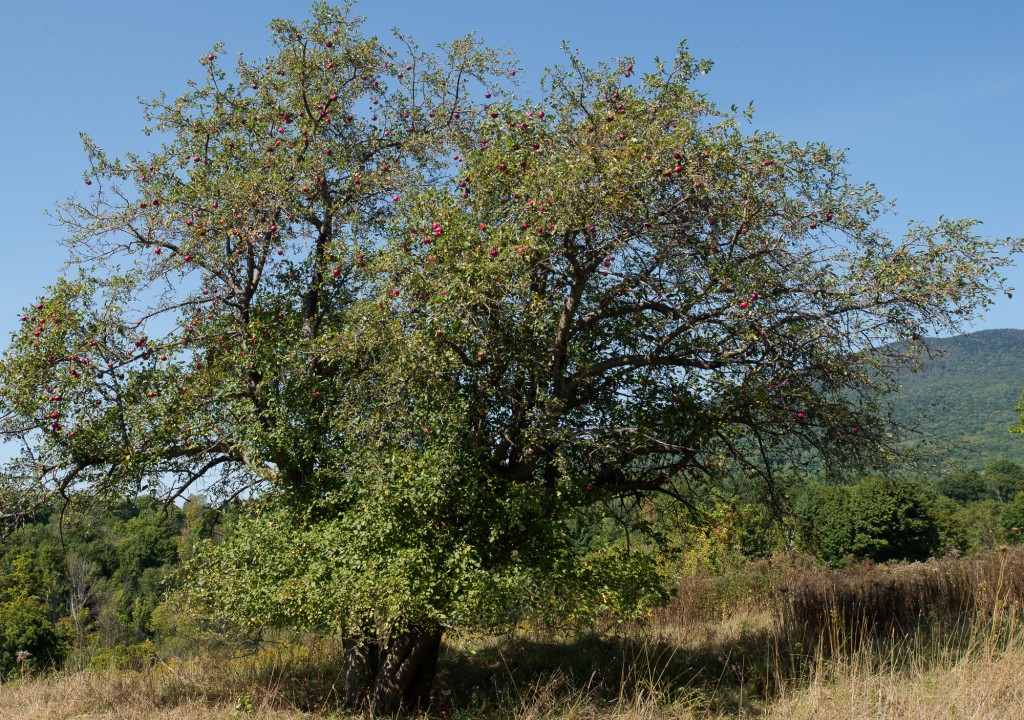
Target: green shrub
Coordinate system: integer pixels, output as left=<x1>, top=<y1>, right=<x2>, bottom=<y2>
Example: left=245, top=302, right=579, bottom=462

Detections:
left=0, top=594, right=68, bottom=677
left=1001, top=491, right=1024, bottom=542
left=953, top=499, right=1005, bottom=551
left=88, top=640, right=156, bottom=671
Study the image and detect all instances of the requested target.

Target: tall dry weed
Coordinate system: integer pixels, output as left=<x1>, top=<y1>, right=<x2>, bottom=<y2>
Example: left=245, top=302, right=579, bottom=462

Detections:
left=775, top=547, right=1024, bottom=651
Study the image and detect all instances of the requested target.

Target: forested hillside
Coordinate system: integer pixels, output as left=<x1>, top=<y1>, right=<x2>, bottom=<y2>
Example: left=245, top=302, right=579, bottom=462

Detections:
left=891, top=329, right=1024, bottom=466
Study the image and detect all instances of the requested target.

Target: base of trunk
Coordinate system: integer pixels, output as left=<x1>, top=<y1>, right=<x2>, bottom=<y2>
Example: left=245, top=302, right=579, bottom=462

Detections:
left=343, top=625, right=443, bottom=715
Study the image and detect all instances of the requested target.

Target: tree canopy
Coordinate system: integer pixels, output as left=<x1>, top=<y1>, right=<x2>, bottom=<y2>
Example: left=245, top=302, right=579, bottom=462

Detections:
left=2, top=2, right=1021, bottom=712
left=796, top=476, right=942, bottom=564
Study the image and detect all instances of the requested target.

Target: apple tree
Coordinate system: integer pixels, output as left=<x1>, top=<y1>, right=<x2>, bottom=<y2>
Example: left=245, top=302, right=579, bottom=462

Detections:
left=1, top=3, right=1021, bottom=714
left=185, top=46, right=1023, bottom=711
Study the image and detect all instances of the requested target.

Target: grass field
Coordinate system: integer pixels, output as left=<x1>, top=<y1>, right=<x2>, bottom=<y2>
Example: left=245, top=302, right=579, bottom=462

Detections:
left=5, top=550, right=1024, bottom=719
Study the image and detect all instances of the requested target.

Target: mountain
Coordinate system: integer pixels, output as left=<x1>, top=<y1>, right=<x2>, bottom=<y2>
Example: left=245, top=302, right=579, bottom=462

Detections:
left=889, top=329, right=1024, bottom=467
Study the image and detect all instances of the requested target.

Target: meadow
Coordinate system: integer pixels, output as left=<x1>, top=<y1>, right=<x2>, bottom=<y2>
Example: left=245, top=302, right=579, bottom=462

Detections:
left=5, top=548, right=1024, bottom=719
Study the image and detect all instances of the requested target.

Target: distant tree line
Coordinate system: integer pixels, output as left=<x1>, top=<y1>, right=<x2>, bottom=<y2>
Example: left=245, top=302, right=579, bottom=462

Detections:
left=0, top=495, right=223, bottom=677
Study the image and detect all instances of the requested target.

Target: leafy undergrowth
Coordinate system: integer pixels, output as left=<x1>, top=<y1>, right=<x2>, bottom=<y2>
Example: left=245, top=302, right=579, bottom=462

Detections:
left=6, top=550, right=1024, bottom=719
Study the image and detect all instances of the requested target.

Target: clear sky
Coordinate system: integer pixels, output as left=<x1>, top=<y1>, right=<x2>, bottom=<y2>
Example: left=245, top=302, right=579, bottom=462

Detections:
left=2, top=0, right=1022, bottom=341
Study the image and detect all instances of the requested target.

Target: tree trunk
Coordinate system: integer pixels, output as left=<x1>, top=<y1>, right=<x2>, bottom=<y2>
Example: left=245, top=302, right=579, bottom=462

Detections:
left=343, top=625, right=443, bottom=715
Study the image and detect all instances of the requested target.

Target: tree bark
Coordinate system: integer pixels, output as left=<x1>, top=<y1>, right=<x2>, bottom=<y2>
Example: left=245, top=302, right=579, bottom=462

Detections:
left=343, top=625, right=443, bottom=715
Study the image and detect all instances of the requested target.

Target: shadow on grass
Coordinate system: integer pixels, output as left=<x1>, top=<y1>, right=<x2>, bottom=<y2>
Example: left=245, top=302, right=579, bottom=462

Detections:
left=431, top=613, right=1001, bottom=718
left=433, top=626, right=785, bottom=716
left=141, top=601, right=1012, bottom=717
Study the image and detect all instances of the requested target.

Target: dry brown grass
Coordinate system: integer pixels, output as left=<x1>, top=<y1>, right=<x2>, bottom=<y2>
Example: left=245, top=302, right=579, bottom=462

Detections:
left=0, top=671, right=309, bottom=719
left=766, top=618, right=1024, bottom=719
left=0, top=641, right=345, bottom=720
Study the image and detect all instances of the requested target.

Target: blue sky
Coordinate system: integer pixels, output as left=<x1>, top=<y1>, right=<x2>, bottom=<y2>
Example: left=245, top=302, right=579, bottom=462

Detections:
left=1, top=0, right=1022, bottom=340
